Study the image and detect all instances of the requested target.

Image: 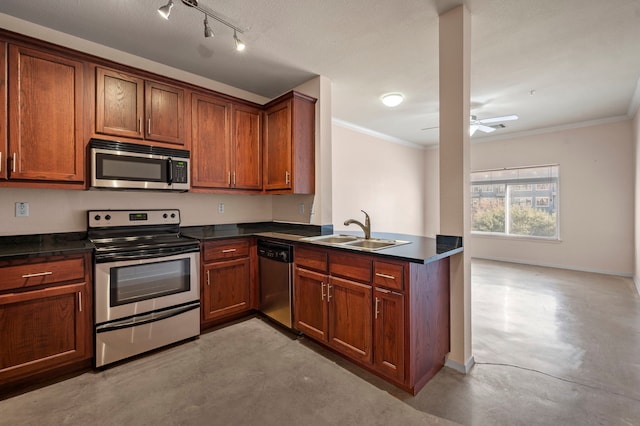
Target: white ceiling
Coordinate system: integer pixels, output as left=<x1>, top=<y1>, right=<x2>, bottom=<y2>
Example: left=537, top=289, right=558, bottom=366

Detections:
left=1, top=0, right=639, bottom=147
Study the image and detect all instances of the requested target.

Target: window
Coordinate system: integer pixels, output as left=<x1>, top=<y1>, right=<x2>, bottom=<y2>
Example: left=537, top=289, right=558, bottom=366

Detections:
left=471, top=165, right=559, bottom=239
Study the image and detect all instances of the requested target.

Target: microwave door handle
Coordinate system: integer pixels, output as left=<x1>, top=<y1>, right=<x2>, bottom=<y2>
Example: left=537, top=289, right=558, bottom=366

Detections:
left=167, top=158, right=173, bottom=185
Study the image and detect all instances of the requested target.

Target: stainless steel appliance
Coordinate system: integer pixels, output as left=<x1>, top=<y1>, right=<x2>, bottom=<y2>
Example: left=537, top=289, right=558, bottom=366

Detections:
left=88, top=209, right=200, bottom=367
left=258, top=240, right=294, bottom=329
left=90, top=139, right=190, bottom=191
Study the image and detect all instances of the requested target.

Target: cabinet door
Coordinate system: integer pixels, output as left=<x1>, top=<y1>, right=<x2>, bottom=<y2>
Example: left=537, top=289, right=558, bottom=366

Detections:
left=0, top=41, right=6, bottom=180
left=232, top=104, right=262, bottom=190
left=0, top=282, right=89, bottom=383
left=8, top=45, right=84, bottom=182
left=373, top=288, right=405, bottom=382
left=203, top=257, right=251, bottom=321
left=328, top=276, right=372, bottom=364
left=145, top=81, right=184, bottom=145
left=263, top=98, right=291, bottom=190
left=95, top=67, right=144, bottom=139
left=192, top=93, right=231, bottom=189
left=293, top=266, right=328, bottom=342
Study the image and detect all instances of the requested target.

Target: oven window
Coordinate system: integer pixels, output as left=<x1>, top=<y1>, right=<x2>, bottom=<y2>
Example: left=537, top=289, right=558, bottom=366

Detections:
left=110, top=258, right=190, bottom=306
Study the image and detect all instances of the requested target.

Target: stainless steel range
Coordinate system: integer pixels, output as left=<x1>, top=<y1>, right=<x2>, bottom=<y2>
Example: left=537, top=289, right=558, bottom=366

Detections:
left=88, top=209, right=200, bottom=367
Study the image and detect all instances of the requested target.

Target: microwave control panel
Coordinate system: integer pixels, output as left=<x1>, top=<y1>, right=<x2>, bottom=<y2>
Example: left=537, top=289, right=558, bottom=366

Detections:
left=172, top=160, right=188, bottom=183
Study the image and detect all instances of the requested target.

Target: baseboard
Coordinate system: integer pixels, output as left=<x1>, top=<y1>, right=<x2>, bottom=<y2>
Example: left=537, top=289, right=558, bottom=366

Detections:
left=472, top=256, right=633, bottom=278
left=634, top=276, right=640, bottom=296
left=444, top=355, right=475, bottom=374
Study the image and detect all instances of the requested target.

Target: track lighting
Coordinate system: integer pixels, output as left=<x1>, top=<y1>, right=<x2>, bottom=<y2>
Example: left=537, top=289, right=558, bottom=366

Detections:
left=203, top=15, right=214, bottom=38
left=233, top=30, right=245, bottom=52
left=158, top=0, right=246, bottom=50
left=158, top=0, right=174, bottom=20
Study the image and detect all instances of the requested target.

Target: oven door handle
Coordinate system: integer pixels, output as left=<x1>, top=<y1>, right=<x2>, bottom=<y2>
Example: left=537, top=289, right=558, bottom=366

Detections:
left=95, top=301, right=200, bottom=333
left=95, top=245, right=200, bottom=263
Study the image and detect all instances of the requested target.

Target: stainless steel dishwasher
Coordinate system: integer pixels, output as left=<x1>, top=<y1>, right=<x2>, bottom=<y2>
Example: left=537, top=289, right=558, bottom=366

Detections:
left=258, top=239, right=294, bottom=329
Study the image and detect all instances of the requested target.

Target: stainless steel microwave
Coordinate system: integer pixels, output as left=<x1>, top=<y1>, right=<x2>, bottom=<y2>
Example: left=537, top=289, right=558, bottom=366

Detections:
left=90, top=139, right=190, bottom=191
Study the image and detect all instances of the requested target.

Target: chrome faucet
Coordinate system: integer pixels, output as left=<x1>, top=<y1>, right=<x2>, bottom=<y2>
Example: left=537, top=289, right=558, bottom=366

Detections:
left=344, top=210, right=371, bottom=239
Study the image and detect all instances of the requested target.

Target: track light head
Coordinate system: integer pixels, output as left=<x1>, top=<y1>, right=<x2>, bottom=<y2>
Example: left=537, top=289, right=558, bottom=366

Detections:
left=203, top=15, right=214, bottom=38
left=158, top=0, right=174, bottom=19
left=234, top=30, right=246, bottom=51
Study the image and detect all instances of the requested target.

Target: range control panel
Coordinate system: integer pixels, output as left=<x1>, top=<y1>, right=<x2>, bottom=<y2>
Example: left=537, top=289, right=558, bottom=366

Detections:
left=88, top=209, right=181, bottom=228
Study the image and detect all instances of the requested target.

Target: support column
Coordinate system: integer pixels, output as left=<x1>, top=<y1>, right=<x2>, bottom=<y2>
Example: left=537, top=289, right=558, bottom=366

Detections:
left=439, top=5, right=474, bottom=372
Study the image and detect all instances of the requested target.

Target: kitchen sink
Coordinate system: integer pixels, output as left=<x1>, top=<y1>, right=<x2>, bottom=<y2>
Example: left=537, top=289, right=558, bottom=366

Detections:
left=300, top=234, right=410, bottom=251
left=304, top=234, right=359, bottom=244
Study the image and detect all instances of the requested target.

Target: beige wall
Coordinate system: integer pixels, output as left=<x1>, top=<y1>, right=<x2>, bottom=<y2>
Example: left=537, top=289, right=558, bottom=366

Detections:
left=633, top=107, right=640, bottom=292
left=331, top=122, right=426, bottom=236
left=424, top=148, right=440, bottom=237
left=471, top=120, right=634, bottom=275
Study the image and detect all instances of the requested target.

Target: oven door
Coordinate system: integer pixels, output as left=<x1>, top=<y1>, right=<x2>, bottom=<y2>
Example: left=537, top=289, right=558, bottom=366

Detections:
left=94, top=250, right=199, bottom=325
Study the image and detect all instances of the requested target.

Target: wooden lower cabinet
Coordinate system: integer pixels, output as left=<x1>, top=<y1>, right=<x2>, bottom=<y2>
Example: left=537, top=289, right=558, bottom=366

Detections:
left=294, top=245, right=450, bottom=395
left=0, top=253, right=92, bottom=387
left=201, top=238, right=255, bottom=326
left=373, top=287, right=405, bottom=382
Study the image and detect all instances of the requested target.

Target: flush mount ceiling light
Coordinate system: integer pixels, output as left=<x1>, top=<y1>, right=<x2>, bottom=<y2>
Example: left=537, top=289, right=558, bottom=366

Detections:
left=381, top=93, right=404, bottom=107
left=158, top=0, right=246, bottom=51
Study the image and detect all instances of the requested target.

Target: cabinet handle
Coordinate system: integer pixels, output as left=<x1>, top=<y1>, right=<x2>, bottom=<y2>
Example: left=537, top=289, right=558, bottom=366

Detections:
left=78, top=292, right=83, bottom=312
left=321, top=282, right=325, bottom=301
left=233, top=172, right=236, bottom=186
left=375, top=297, right=380, bottom=319
left=21, top=271, right=53, bottom=278
left=227, top=171, right=231, bottom=185
left=12, top=152, right=17, bottom=173
left=138, top=117, right=142, bottom=134
left=375, top=273, right=396, bottom=280
left=147, top=118, right=151, bottom=135
left=285, top=171, right=290, bottom=185
left=327, top=284, right=332, bottom=302
left=222, top=248, right=237, bottom=253
left=207, top=270, right=210, bottom=286
left=0, top=152, right=2, bottom=173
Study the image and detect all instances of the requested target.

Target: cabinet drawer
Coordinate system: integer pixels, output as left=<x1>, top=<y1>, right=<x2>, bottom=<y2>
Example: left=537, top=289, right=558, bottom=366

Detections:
left=330, top=252, right=372, bottom=283
left=373, top=261, right=405, bottom=291
left=0, top=257, right=86, bottom=292
left=295, top=246, right=328, bottom=272
left=204, top=239, right=250, bottom=262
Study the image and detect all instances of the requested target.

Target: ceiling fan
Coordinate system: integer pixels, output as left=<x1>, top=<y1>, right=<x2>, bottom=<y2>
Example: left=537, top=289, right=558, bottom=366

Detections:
left=422, top=114, right=519, bottom=135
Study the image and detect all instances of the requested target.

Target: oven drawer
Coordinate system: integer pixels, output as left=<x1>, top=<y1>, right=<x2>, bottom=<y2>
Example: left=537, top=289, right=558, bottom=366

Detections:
left=204, top=239, right=250, bottom=262
left=0, top=256, right=87, bottom=292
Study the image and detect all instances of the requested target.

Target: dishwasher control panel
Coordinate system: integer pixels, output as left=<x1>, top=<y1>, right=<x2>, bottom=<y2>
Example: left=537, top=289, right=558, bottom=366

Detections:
left=257, top=240, right=293, bottom=263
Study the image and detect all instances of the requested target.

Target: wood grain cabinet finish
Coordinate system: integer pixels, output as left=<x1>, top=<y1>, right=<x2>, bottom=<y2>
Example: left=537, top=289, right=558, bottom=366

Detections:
left=0, top=253, right=92, bottom=385
left=7, top=44, right=84, bottom=184
left=192, top=93, right=262, bottom=191
left=0, top=41, right=6, bottom=180
left=95, top=67, right=184, bottom=146
left=294, top=245, right=450, bottom=395
left=201, top=239, right=253, bottom=324
left=263, top=91, right=316, bottom=194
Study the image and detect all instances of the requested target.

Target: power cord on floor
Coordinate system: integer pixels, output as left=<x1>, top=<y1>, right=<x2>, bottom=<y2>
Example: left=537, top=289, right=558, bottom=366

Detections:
left=474, top=361, right=640, bottom=403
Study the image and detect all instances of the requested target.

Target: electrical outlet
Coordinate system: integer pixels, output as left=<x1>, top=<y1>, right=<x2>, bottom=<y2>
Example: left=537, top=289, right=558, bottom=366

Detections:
left=16, top=202, right=29, bottom=217
left=299, top=203, right=305, bottom=214
left=218, top=203, right=224, bottom=214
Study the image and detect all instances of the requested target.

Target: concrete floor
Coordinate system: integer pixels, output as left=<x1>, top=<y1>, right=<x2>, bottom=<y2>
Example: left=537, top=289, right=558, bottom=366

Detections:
left=2, top=259, right=640, bottom=425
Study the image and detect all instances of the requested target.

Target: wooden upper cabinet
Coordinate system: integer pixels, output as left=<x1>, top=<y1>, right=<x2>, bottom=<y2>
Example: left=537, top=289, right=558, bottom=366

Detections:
left=191, top=93, right=231, bottom=189
left=0, top=41, right=6, bottom=180
left=95, top=67, right=185, bottom=146
left=95, top=67, right=144, bottom=139
left=145, top=80, right=184, bottom=145
left=192, top=92, right=261, bottom=191
left=8, top=44, right=84, bottom=184
left=232, top=103, right=262, bottom=190
left=263, top=91, right=316, bottom=194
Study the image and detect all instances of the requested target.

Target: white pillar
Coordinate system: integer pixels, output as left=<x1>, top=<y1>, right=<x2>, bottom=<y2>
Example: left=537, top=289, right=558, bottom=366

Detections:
left=439, top=5, right=474, bottom=372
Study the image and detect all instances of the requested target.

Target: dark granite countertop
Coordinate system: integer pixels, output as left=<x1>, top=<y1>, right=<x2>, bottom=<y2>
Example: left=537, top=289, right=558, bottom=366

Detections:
left=182, top=222, right=463, bottom=264
left=0, top=232, right=94, bottom=261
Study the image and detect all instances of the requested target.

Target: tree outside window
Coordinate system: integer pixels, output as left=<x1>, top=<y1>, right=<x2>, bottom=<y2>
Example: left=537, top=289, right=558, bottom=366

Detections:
left=471, top=165, right=559, bottom=239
